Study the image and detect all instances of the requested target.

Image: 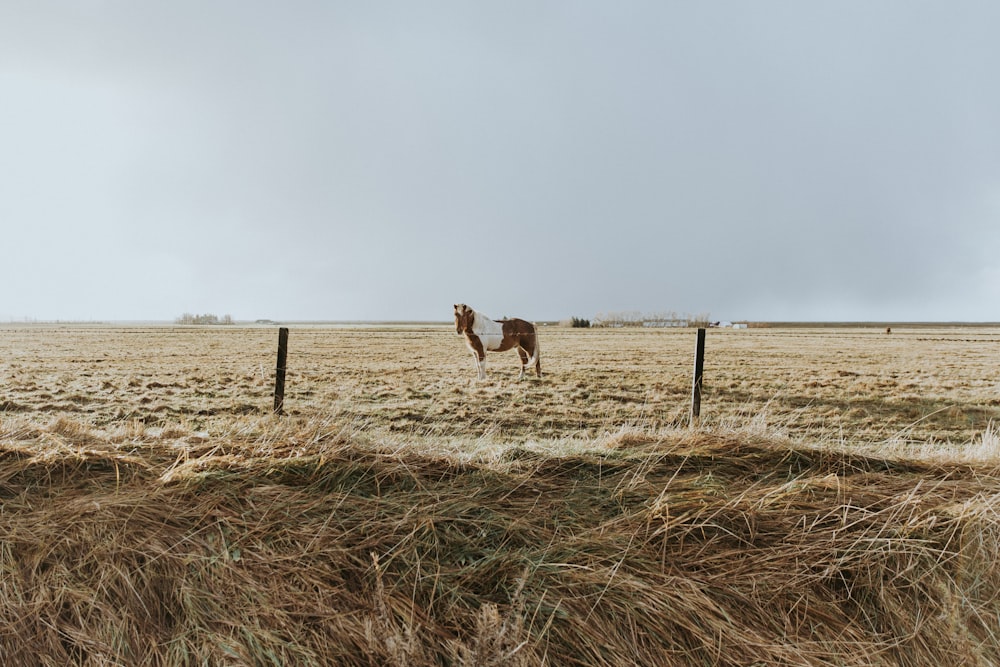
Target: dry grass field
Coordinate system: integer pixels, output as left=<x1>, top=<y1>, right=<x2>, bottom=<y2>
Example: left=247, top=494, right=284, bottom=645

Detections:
left=2, top=323, right=1000, bottom=665
left=4, top=324, right=997, bottom=445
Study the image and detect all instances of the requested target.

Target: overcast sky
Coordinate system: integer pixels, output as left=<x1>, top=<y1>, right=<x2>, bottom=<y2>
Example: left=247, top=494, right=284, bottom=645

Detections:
left=2, top=2, right=998, bottom=322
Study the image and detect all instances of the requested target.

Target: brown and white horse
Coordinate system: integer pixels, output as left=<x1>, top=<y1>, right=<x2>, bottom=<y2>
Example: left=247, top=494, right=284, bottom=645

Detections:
left=454, top=304, right=541, bottom=380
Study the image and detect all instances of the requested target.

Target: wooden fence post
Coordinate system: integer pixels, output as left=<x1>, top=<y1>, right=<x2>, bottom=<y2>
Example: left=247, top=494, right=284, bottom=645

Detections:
left=690, top=328, right=706, bottom=427
left=273, top=327, right=289, bottom=415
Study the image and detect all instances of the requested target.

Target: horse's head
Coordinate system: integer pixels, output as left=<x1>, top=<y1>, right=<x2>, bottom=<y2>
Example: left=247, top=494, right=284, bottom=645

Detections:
left=454, top=304, right=474, bottom=334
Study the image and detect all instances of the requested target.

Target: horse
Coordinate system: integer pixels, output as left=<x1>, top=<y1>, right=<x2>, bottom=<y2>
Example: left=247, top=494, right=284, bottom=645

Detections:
left=454, top=304, right=541, bottom=380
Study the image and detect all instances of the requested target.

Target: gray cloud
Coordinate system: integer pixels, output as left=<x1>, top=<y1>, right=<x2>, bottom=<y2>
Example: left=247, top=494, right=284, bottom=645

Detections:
left=2, top=2, right=998, bottom=321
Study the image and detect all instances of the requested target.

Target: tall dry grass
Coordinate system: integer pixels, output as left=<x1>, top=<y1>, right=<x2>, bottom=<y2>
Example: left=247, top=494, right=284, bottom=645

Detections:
left=3, top=413, right=1000, bottom=665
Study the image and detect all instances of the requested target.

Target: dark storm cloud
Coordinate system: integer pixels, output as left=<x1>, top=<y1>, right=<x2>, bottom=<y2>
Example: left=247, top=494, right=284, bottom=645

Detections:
left=1, top=2, right=997, bottom=321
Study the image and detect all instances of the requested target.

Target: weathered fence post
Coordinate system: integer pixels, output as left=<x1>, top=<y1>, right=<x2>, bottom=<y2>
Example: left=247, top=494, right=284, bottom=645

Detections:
left=273, top=327, right=289, bottom=415
left=690, top=328, right=706, bottom=427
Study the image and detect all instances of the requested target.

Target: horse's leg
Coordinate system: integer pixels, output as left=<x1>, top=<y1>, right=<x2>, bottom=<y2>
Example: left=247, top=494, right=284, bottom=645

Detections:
left=466, top=334, right=487, bottom=381
left=469, top=350, right=481, bottom=380
left=517, top=347, right=529, bottom=380
left=469, top=349, right=487, bottom=380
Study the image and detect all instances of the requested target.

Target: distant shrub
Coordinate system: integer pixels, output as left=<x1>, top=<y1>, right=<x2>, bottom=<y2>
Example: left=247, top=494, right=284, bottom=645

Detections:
left=687, top=313, right=713, bottom=328
left=560, top=317, right=591, bottom=328
left=176, top=313, right=234, bottom=325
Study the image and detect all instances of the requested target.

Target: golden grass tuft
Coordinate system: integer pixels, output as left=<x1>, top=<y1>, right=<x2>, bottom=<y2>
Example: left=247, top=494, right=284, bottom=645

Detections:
left=4, top=416, right=1000, bottom=665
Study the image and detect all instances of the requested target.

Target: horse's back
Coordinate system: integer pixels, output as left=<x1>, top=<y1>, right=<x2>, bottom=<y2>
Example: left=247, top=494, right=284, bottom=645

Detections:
left=500, top=318, right=536, bottom=337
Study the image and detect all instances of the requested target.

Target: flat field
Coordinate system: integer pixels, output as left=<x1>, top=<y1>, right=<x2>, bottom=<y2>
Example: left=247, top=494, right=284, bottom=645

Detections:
left=3, top=324, right=1000, bottom=665
left=3, top=323, right=998, bottom=446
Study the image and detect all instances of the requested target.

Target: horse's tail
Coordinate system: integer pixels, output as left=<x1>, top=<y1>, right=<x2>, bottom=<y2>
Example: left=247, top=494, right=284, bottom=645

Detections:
left=528, top=324, right=541, bottom=375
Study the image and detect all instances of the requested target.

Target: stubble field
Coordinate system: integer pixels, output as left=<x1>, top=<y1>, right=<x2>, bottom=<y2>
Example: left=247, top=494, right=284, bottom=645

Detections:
left=2, top=323, right=1000, bottom=665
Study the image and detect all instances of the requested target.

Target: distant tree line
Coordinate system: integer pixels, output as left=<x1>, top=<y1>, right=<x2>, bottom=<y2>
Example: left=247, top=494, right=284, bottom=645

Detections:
left=175, top=313, right=234, bottom=325
left=560, top=316, right=591, bottom=328
left=592, top=311, right=712, bottom=328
